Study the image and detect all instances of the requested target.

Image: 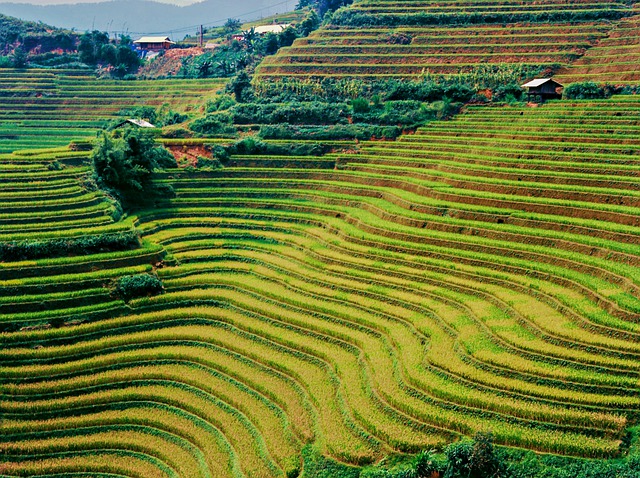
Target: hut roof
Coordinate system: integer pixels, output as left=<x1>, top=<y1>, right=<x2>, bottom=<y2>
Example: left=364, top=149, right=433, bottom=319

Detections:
left=522, top=78, right=563, bottom=88
left=133, top=36, right=175, bottom=44
left=254, top=24, right=290, bottom=35
left=115, top=119, right=156, bottom=128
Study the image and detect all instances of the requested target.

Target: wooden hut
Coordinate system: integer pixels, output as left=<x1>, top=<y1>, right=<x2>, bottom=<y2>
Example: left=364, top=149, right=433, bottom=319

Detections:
left=522, top=78, right=563, bottom=102
left=133, top=36, right=175, bottom=51
left=114, top=119, right=156, bottom=129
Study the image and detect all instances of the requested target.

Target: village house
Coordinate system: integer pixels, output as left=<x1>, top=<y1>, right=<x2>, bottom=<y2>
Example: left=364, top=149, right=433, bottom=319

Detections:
left=232, top=24, right=291, bottom=41
left=522, top=78, right=563, bottom=102
left=133, top=36, right=175, bottom=51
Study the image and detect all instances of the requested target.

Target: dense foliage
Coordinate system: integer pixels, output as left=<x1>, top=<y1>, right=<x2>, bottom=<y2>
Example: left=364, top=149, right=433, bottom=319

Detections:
left=0, top=14, right=79, bottom=67
left=115, top=105, right=188, bottom=127
left=79, top=32, right=141, bottom=76
left=113, top=273, right=164, bottom=301
left=563, top=81, right=611, bottom=99
left=296, top=0, right=355, bottom=17
left=253, top=65, right=548, bottom=102
left=0, top=14, right=76, bottom=54
left=179, top=10, right=319, bottom=79
left=306, top=433, right=640, bottom=478
left=0, top=231, right=140, bottom=262
left=91, top=128, right=177, bottom=209
left=0, top=14, right=141, bottom=72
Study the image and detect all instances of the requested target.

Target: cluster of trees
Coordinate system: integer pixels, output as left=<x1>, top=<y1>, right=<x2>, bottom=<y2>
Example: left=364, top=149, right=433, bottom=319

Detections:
left=0, top=14, right=78, bottom=68
left=303, top=433, right=640, bottom=478
left=78, top=31, right=141, bottom=76
left=91, top=128, right=177, bottom=210
left=561, top=81, right=640, bottom=99
left=187, top=62, right=547, bottom=141
left=188, top=87, right=460, bottom=140
left=0, top=19, right=142, bottom=73
left=180, top=10, right=319, bottom=79
left=251, top=65, right=543, bottom=103
left=296, top=0, right=355, bottom=17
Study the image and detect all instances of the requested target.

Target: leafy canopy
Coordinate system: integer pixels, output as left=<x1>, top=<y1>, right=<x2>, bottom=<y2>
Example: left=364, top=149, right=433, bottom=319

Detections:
left=91, top=128, right=177, bottom=209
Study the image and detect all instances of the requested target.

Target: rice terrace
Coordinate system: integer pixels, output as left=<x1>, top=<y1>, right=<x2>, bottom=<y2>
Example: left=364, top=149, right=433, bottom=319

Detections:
left=1, top=0, right=640, bottom=477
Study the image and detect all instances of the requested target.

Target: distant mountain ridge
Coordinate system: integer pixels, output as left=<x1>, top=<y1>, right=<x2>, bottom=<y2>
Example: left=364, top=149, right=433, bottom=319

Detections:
left=0, top=0, right=295, bottom=36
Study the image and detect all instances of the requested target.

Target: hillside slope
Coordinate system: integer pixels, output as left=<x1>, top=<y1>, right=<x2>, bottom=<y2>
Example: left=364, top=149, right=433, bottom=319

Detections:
left=556, top=13, right=640, bottom=84
left=0, top=69, right=225, bottom=153
left=1, top=96, right=639, bottom=476
left=256, top=0, right=637, bottom=80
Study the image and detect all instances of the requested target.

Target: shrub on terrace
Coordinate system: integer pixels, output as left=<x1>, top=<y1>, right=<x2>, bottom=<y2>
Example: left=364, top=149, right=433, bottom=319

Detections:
left=10, top=46, right=27, bottom=68
left=259, top=123, right=402, bottom=140
left=563, top=82, right=610, bottom=100
left=0, top=231, right=140, bottom=262
left=91, top=128, right=177, bottom=209
left=113, top=273, right=164, bottom=301
left=189, top=112, right=235, bottom=135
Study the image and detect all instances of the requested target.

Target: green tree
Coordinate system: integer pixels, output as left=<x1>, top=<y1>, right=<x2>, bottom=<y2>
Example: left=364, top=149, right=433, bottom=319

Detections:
left=444, top=433, right=500, bottom=478
left=10, top=46, right=27, bottom=67
left=114, top=43, right=141, bottom=76
left=224, top=18, right=242, bottom=34
left=277, top=26, right=298, bottom=48
left=297, top=10, right=320, bottom=36
left=78, top=30, right=109, bottom=64
left=100, top=43, right=117, bottom=65
left=259, top=32, right=280, bottom=55
left=91, top=128, right=177, bottom=209
left=242, top=27, right=258, bottom=53
left=229, top=71, right=252, bottom=102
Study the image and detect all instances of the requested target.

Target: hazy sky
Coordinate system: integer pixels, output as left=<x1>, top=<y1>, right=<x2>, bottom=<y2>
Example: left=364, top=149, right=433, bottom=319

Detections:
left=0, top=0, right=199, bottom=4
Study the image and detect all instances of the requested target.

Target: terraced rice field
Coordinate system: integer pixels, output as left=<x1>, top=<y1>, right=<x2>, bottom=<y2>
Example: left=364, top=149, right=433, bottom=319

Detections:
left=1, top=96, right=639, bottom=476
left=0, top=69, right=226, bottom=154
left=255, top=0, right=635, bottom=80
left=556, top=14, right=640, bottom=84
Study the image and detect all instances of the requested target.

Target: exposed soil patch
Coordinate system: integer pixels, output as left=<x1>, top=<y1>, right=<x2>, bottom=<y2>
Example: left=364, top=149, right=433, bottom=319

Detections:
left=168, top=144, right=212, bottom=167
left=138, top=47, right=204, bottom=78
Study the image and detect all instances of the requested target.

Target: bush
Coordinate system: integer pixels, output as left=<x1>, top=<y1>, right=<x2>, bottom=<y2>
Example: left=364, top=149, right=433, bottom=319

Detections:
left=351, top=97, right=370, bottom=113
left=161, top=110, right=188, bottom=126
left=196, top=156, right=223, bottom=169
left=563, top=82, right=609, bottom=100
left=162, top=127, right=193, bottom=139
left=113, top=273, right=163, bottom=302
left=117, top=106, right=158, bottom=124
left=380, top=32, right=412, bottom=45
left=232, top=101, right=348, bottom=125
left=91, top=128, right=177, bottom=209
left=444, top=433, right=500, bottom=478
left=493, top=83, right=524, bottom=102
left=259, top=123, right=401, bottom=141
left=210, top=145, right=230, bottom=162
left=222, top=136, right=331, bottom=157
left=415, top=450, right=444, bottom=477
left=206, top=94, right=236, bottom=113
left=444, top=440, right=474, bottom=478
left=189, top=113, right=234, bottom=135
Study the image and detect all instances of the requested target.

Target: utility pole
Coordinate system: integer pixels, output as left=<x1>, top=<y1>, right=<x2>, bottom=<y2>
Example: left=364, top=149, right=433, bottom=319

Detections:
left=199, top=25, right=204, bottom=47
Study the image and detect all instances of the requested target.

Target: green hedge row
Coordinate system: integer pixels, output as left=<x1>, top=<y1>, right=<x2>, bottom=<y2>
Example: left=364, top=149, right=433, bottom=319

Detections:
left=0, top=230, right=140, bottom=262
left=330, top=9, right=631, bottom=27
